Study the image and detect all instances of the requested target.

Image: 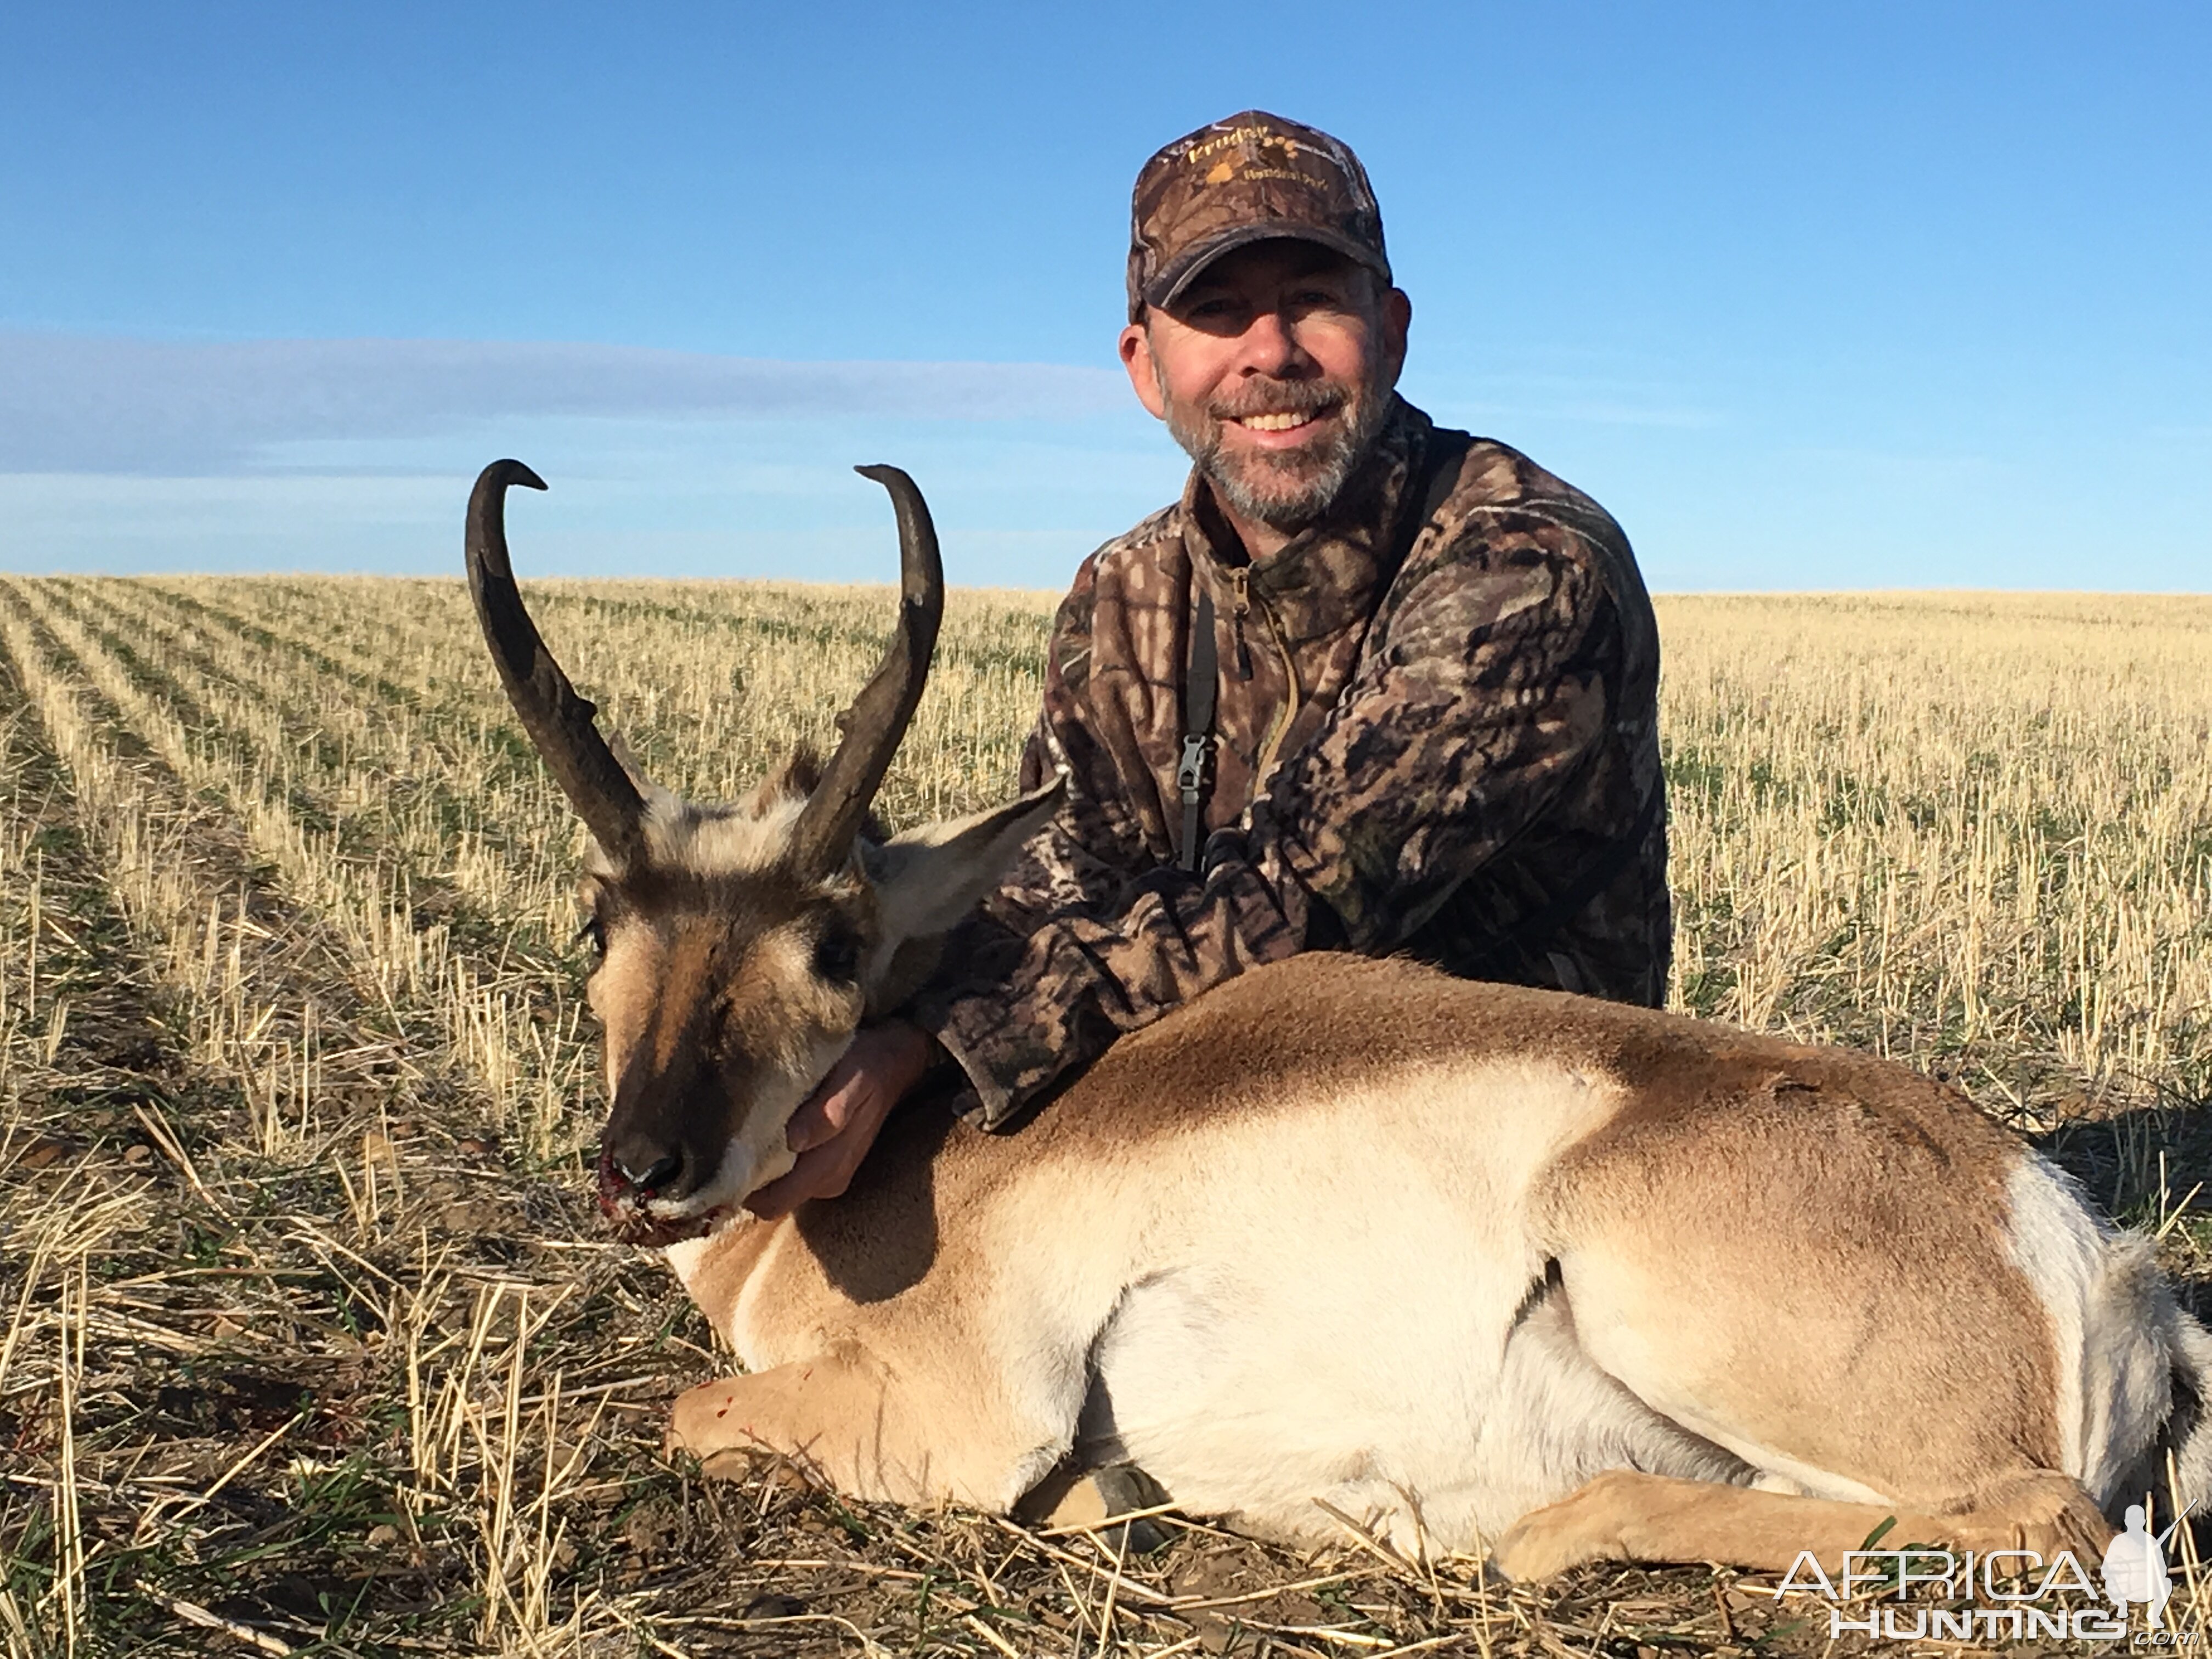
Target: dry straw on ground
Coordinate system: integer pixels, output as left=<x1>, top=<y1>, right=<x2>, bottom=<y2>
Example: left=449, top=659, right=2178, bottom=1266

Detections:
left=1, top=578, right=2207, bottom=1656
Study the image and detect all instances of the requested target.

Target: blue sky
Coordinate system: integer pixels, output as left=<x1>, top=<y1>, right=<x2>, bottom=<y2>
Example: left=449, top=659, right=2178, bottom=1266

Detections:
left=2, top=2, right=2205, bottom=590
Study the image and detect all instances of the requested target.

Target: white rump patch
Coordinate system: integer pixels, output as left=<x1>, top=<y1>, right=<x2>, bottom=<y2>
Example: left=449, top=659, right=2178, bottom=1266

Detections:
left=2005, top=1152, right=2174, bottom=1500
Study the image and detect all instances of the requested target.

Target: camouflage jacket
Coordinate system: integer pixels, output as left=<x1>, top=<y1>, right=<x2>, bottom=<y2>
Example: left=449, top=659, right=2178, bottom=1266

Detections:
left=910, top=396, right=1670, bottom=1128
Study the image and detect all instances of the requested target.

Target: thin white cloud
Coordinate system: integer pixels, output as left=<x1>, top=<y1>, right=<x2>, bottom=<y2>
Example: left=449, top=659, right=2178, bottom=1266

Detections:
left=0, top=333, right=1128, bottom=476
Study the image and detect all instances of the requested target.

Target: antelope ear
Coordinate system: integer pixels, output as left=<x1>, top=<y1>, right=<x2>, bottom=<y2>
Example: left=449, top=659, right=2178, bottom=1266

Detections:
left=749, top=746, right=823, bottom=810
left=605, top=730, right=680, bottom=817
left=866, top=776, right=1065, bottom=945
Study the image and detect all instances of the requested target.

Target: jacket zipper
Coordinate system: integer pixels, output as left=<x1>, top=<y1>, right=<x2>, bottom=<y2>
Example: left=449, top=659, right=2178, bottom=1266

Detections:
left=1243, top=573, right=1301, bottom=793
left=1226, top=566, right=1254, bottom=680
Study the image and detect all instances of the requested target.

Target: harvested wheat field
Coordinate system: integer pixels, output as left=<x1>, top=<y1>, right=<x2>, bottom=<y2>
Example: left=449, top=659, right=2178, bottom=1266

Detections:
left=2, top=577, right=2209, bottom=1657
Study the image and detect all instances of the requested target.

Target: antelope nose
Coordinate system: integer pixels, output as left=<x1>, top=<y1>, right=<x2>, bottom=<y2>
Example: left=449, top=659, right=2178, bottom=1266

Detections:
left=613, top=1144, right=684, bottom=1194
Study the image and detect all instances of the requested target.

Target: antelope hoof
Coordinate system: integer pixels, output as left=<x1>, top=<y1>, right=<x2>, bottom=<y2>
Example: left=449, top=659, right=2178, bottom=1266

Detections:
left=1042, top=1464, right=1172, bottom=1555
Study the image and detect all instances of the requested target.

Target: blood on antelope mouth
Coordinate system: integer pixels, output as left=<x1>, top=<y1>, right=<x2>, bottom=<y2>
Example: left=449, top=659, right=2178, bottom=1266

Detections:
left=596, top=1148, right=731, bottom=1246
left=611, top=1207, right=729, bottom=1248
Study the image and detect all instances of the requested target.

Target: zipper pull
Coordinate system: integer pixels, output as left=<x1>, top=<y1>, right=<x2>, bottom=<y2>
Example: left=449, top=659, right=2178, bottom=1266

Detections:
left=1228, top=567, right=1254, bottom=680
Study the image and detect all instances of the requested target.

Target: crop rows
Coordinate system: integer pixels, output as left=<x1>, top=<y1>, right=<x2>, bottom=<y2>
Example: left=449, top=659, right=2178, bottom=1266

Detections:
left=1, top=577, right=2208, bottom=1656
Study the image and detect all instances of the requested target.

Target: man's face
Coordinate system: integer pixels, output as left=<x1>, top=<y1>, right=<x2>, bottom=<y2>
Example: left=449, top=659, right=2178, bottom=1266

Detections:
left=1120, top=240, right=1411, bottom=533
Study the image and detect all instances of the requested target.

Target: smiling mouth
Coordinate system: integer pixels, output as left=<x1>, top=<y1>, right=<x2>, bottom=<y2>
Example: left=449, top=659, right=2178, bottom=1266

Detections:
left=1232, top=408, right=1329, bottom=433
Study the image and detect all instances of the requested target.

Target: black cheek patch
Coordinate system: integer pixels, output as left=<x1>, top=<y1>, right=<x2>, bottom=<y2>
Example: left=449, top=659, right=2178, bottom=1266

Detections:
left=812, top=926, right=862, bottom=986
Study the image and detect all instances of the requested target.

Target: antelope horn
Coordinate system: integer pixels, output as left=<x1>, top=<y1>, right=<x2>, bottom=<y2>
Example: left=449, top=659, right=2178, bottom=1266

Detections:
left=465, top=460, right=650, bottom=868
left=787, top=465, right=945, bottom=878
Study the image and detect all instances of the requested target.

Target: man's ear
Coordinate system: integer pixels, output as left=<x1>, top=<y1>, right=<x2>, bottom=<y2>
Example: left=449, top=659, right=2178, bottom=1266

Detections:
left=1120, top=322, right=1167, bottom=420
left=1379, top=286, right=1412, bottom=388
left=866, top=776, right=1066, bottom=945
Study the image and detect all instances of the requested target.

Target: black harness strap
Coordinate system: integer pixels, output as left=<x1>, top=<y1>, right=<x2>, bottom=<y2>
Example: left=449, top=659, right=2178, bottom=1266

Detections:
left=1177, top=588, right=1218, bottom=872
left=1170, top=425, right=1661, bottom=972
left=1396, top=431, right=1474, bottom=574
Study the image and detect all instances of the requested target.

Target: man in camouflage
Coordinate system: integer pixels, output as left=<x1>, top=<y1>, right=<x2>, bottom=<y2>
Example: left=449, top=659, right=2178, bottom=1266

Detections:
left=749, top=110, right=1668, bottom=1213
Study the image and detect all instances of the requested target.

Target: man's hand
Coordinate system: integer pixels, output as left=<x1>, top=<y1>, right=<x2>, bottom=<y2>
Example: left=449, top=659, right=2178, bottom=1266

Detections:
left=743, top=1022, right=939, bottom=1219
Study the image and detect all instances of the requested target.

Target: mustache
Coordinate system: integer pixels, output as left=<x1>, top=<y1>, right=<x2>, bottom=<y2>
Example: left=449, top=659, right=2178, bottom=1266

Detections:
left=1205, top=379, right=1348, bottom=422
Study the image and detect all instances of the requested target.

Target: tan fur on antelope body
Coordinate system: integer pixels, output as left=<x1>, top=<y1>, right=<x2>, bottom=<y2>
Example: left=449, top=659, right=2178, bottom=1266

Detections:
left=466, top=459, right=2212, bottom=1578
left=663, top=954, right=2204, bottom=1572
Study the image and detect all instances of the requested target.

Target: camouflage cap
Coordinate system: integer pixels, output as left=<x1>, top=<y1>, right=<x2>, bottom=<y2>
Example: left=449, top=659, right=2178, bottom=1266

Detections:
left=1127, top=111, right=1389, bottom=321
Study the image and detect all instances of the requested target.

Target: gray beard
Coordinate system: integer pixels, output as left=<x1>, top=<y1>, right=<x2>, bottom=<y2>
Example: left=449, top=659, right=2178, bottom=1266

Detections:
left=1161, top=374, right=1393, bottom=532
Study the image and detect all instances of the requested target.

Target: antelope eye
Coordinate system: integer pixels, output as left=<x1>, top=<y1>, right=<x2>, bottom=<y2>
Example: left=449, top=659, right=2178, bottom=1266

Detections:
left=812, top=927, right=861, bottom=985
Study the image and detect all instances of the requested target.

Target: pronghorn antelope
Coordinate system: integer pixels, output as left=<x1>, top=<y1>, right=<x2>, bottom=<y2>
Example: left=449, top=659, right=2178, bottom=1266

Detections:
left=467, top=458, right=2210, bottom=1577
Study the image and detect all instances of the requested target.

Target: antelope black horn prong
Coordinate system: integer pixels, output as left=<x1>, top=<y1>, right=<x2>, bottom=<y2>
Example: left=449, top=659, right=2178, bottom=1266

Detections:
left=787, top=465, right=945, bottom=878
left=465, top=460, right=650, bottom=868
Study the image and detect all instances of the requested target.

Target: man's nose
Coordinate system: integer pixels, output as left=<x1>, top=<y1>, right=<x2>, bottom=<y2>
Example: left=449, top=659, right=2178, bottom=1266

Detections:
left=1236, top=307, right=1311, bottom=376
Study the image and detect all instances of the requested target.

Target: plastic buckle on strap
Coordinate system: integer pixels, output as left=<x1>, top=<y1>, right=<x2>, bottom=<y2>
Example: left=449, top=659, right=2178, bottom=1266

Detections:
left=1177, top=735, right=1209, bottom=799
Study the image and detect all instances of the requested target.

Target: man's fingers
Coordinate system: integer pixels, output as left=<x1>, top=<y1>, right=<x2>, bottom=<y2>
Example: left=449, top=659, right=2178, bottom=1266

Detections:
left=753, top=1025, right=918, bottom=1215
left=811, top=1154, right=859, bottom=1201
left=743, top=1158, right=812, bottom=1220
left=746, top=1139, right=858, bottom=1220
left=787, top=1065, right=863, bottom=1154
left=785, top=1097, right=838, bottom=1155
